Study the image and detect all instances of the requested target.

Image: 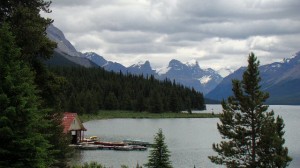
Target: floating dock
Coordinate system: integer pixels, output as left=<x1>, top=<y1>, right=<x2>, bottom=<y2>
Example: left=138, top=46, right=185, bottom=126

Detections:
left=73, top=136, right=150, bottom=151
left=72, top=143, right=147, bottom=151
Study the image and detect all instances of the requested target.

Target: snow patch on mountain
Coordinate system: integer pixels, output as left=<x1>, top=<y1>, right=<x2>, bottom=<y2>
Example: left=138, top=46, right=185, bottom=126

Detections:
left=199, top=75, right=212, bottom=85
left=185, top=59, right=199, bottom=67
left=156, top=66, right=171, bottom=75
left=271, top=64, right=281, bottom=68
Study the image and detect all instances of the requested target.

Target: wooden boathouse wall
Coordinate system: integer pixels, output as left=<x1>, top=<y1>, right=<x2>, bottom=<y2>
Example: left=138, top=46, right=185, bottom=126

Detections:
left=62, top=112, right=86, bottom=144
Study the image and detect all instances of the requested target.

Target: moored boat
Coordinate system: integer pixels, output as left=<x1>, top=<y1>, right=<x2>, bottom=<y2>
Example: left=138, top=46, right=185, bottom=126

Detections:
left=94, top=141, right=126, bottom=147
left=123, top=139, right=151, bottom=147
left=79, top=144, right=98, bottom=150
left=114, top=145, right=133, bottom=151
left=131, top=145, right=147, bottom=151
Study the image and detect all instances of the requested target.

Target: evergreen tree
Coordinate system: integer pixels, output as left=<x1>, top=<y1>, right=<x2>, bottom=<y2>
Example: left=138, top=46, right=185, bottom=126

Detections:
left=0, top=0, right=56, bottom=61
left=135, top=94, right=146, bottom=112
left=104, top=92, right=119, bottom=110
left=169, top=90, right=180, bottom=112
left=208, top=53, right=292, bottom=167
left=49, top=67, right=206, bottom=113
left=144, top=129, right=173, bottom=168
left=148, top=89, right=163, bottom=113
left=1, top=2, right=72, bottom=167
left=0, top=23, right=53, bottom=167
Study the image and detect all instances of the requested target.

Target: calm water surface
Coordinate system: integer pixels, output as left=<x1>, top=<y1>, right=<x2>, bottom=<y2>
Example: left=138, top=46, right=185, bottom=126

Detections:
left=72, top=105, right=300, bottom=168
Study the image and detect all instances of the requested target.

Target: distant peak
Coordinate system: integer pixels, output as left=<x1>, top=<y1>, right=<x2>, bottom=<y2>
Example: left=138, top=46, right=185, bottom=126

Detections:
left=84, top=52, right=97, bottom=56
left=130, top=60, right=152, bottom=69
left=185, top=59, right=199, bottom=67
left=169, top=59, right=183, bottom=66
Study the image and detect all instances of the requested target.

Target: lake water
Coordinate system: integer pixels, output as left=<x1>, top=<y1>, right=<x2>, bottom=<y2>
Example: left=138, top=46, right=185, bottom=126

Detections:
left=72, top=105, right=300, bottom=168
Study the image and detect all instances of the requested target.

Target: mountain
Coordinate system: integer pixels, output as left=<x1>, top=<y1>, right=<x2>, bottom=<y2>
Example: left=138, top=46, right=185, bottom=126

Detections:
left=82, top=52, right=222, bottom=94
left=45, top=24, right=97, bottom=67
left=127, top=61, right=157, bottom=76
left=157, top=59, right=223, bottom=94
left=82, top=52, right=127, bottom=72
left=83, top=52, right=156, bottom=76
left=206, top=52, right=300, bottom=105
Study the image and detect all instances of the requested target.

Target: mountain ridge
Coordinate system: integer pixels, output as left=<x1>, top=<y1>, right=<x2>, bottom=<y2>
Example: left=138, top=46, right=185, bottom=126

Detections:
left=206, top=52, right=300, bottom=105
left=46, top=24, right=300, bottom=104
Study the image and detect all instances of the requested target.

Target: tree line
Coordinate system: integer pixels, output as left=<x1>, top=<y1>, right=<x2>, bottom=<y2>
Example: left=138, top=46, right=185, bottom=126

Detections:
left=49, top=66, right=206, bottom=114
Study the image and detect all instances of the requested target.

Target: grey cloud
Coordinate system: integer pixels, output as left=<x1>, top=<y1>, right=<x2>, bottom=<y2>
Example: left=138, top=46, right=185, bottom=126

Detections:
left=46, top=0, right=300, bottom=70
left=106, top=43, right=175, bottom=54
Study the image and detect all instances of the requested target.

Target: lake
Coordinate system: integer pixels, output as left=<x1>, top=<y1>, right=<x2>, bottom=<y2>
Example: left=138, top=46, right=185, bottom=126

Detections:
left=71, top=105, right=300, bottom=168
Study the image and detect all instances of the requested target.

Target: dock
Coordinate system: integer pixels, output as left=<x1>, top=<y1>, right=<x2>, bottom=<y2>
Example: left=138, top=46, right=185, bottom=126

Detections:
left=71, top=143, right=148, bottom=151
left=72, top=136, right=150, bottom=151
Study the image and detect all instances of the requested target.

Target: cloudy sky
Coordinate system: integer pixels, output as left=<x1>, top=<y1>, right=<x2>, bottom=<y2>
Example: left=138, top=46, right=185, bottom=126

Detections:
left=42, top=0, right=300, bottom=71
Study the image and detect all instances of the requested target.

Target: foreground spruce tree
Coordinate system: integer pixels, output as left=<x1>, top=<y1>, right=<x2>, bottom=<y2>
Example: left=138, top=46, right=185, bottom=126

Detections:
left=144, top=129, right=173, bottom=168
left=1, top=1, right=72, bottom=167
left=209, top=53, right=292, bottom=167
left=0, top=24, right=53, bottom=167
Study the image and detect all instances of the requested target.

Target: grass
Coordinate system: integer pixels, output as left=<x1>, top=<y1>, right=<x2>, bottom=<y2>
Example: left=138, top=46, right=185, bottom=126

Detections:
left=79, top=110, right=219, bottom=122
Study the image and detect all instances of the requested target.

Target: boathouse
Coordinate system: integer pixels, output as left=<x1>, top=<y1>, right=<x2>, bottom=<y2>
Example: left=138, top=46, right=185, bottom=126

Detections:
left=62, top=112, right=86, bottom=144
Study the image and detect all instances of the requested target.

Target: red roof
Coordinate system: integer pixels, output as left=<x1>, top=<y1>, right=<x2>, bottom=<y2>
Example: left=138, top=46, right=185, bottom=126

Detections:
left=62, top=112, right=86, bottom=133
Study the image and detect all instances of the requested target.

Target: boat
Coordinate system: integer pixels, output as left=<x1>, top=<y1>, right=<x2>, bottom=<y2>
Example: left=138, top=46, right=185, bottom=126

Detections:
left=79, top=144, right=98, bottom=150
left=114, top=145, right=133, bottom=151
left=81, top=136, right=99, bottom=143
left=131, top=145, right=147, bottom=151
left=94, top=141, right=126, bottom=147
left=123, top=139, right=151, bottom=147
left=97, top=145, right=115, bottom=150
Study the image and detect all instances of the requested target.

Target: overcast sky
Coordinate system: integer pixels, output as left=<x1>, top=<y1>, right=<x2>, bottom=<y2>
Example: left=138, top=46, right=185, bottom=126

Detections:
left=43, top=0, right=300, bottom=71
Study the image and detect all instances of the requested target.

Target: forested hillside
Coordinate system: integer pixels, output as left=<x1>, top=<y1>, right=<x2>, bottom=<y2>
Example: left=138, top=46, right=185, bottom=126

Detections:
left=50, top=66, right=206, bottom=114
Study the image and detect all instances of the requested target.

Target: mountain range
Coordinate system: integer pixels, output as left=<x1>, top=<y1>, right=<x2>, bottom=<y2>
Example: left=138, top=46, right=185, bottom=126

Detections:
left=46, top=24, right=300, bottom=105
left=46, top=24, right=223, bottom=94
left=206, top=52, right=300, bottom=105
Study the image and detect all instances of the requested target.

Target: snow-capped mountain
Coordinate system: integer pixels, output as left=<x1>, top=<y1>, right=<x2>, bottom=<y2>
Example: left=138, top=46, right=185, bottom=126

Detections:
left=82, top=52, right=127, bottom=72
left=81, top=52, right=223, bottom=94
left=206, top=52, right=300, bottom=104
left=84, top=52, right=107, bottom=66
left=127, top=61, right=156, bottom=76
left=158, top=59, right=223, bottom=94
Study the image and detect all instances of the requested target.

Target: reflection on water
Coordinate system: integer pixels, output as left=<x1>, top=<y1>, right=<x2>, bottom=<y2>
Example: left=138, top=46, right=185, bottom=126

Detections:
left=72, top=105, right=300, bottom=168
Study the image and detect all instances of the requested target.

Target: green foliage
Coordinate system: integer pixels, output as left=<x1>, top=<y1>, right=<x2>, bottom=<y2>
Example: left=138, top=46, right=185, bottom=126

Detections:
left=104, top=92, right=119, bottom=110
left=0, top=0, right=56, bottom=61
left=79, top=110, right=218, bottom=122
left=72, top=161, right=107, bottom=168
left=209, top=53, right=292, bottom=167
left=144, top=129, right=173, bottom=168
left=0, top=23, right=53, bottom=167
left=1, top=1, right=72, bottom=167
left=50, top=67, right=206, bottom=114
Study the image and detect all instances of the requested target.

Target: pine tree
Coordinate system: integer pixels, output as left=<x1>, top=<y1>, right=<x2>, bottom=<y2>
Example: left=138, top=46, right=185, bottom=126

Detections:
left=144, top=129, right=173, bottom=168
left=208, top=53, right=292, bottom=167
left=104, top=92, right=119, bottom=110
left=169, top=90, right=180, bottom=112
left=2, top=2, right=73, bottom=167
left=148, top=89, right=163, bottom=113
left=0, top=23, right=53, bottom=167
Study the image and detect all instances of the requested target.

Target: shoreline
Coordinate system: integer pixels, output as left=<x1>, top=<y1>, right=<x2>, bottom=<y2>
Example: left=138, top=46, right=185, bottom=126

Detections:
left=79, top=110, right=219, bottom=122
